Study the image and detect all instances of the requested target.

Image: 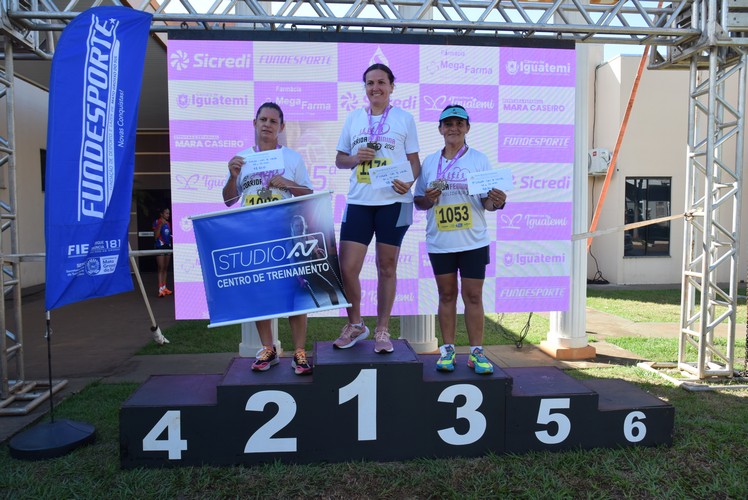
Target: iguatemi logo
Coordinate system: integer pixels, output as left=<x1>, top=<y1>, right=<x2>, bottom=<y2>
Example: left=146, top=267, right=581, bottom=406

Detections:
left=500, top=213, right=522, bottom=230
left=505, top=59, right=572, bottom=76
left=170, top=50, right=190, bottom=71
left=176, top=93, right=249, bottom=109
left=423, top=95, right=447, bottom=111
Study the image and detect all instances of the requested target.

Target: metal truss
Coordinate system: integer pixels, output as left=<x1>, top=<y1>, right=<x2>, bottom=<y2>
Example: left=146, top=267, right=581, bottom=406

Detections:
left=0, top=0, right=747, bottom=401
left=679, top=48, right=745, bottom=380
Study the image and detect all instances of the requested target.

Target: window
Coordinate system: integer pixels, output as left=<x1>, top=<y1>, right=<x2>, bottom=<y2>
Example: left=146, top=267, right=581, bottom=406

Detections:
left=624, top=177, right=671, bottom=256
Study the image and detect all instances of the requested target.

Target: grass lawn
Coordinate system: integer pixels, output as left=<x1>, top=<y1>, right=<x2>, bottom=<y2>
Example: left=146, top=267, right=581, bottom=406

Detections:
left=2, top=287, right=747, bottom=498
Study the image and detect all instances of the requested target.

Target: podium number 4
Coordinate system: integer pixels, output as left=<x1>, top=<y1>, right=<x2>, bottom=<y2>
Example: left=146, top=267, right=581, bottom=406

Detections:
left=142, top=410, right=188, bottom=459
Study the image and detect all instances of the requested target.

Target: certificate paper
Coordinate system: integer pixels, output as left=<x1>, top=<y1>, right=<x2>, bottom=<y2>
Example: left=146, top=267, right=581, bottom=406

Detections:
left=466, top=168, right=514, bottom=195
left=237, top=148, right=284, bottom=175
left=369, top=161, right=415, bottom=190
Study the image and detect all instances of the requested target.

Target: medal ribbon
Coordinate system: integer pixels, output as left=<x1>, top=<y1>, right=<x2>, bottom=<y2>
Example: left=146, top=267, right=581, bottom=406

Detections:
left=437, top=144, right=468, bottom=180
left=367, top=105, right=392, bottom=144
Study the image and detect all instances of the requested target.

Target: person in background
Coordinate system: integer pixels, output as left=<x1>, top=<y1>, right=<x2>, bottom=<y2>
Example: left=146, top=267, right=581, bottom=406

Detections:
left=222, top=102, right=314, bottom=375
left=153, top=207, right=173, bottom=298
left=414, top=105, right=506, bottom=374
left=333, top=63, right=421, bottom=354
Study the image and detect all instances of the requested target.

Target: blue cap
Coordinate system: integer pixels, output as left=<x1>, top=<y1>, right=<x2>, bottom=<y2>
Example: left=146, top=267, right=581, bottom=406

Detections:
left=439, top=107, right=470, bottom=122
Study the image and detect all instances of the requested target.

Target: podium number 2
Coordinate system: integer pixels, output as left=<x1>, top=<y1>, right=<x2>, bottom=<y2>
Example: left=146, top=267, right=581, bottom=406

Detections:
left=535, top=398, right=571, bottom=444
left=244, top=391, right=297, bottom=453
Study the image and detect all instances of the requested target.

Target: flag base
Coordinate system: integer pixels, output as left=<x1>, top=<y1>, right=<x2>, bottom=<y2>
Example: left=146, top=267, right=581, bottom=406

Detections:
left=9, top=419, right=96, bottom=460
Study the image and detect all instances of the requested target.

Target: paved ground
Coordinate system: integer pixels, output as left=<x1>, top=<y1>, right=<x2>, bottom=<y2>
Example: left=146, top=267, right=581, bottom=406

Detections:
left=0, top=274, right=681, bottom=444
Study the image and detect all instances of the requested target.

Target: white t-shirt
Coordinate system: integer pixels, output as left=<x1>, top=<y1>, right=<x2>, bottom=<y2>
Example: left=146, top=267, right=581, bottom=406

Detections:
left=336, top=107, right=419, bottom=206
left=229, top=146, right=312, bottom=207
left=414, top=147, right=491, bottom=254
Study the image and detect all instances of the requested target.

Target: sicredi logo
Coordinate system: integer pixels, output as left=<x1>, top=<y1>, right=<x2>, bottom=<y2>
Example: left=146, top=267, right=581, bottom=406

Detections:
left=170, top=50, right=190, bottom=70
left=212, top=233, right=327, bottom=277
left=170, top=50, right=252, bottom=71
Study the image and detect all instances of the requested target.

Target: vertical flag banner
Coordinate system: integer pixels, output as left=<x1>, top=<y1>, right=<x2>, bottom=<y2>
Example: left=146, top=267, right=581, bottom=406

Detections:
left=45, top=6, right=152, bottom=310
left=192, top=193, right=349, bottom=327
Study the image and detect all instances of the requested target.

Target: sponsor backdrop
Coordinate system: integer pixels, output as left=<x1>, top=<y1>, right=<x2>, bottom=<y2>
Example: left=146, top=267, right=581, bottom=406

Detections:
left=192, top=193, right=348, bottom=326
left=45, top=6, right=152, bottom=310
left=167, top=37, right=575, bottom=319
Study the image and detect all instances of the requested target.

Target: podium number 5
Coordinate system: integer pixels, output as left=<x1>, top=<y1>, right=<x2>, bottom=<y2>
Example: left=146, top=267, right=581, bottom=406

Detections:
left=535, top=398, right=571, bottom=444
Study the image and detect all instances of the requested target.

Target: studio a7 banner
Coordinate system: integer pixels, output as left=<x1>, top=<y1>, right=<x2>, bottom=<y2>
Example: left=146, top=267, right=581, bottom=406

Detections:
left=44, top=6, right=152, bottom=311
left=192, top=192, right=349, bottom=327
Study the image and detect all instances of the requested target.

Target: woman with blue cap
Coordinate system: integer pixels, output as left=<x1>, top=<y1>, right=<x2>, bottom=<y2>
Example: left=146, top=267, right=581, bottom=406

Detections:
left=414, top=104, right=506, bottom=374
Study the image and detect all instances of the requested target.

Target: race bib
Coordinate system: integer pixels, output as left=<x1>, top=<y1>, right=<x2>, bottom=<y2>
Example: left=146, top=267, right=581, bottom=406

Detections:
left=356, top=158, right=391, bottom=184
left=242, top=193, right=283, bottom=206
left=435, top=203, right=473, bottom=231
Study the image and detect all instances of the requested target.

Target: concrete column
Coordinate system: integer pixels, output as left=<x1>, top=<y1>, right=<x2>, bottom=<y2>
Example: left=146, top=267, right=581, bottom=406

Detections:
left=239, top=319, right=280, bottom=357
left=400, top=315, right=438, bottom=353
left=540, top=44, right=597, bottom=361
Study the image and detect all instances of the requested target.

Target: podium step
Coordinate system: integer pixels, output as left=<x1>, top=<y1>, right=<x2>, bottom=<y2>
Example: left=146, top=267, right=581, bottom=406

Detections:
left=119, top=344, right=675, bottom=467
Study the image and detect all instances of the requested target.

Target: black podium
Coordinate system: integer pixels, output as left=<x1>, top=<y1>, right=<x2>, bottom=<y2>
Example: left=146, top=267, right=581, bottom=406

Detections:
left=120, top=340, right=674, bottom=468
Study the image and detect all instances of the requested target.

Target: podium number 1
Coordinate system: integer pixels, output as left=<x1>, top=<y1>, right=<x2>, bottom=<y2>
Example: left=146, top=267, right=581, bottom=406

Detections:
left=339, top=369, right=377, bottom=441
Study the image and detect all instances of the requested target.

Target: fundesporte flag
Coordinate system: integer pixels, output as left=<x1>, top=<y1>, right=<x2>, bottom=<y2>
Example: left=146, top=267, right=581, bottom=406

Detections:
left=45, top=6, right=152, bottom=310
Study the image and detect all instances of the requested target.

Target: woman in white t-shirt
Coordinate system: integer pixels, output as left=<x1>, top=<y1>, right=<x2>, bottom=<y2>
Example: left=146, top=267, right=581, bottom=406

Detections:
left=414, top=105, right=506, bottom=375
left=333, top=63, right=421, bottom=354
left=222, top=102, right=314, bottom=376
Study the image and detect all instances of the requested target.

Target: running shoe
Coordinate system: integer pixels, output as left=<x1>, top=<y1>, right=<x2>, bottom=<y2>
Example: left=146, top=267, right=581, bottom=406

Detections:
left=162, top=287, right=173, bottom=295
left=436, top=345, right=456, bottom=372
left=251, top=346, right=279, bottom=372
left=468, top=347, right=494, bottom=374
left=157, top=287, right=167, bottom=298
left=333, top=322, right=369, bottom=349
left=374, top=328, right=394, bottom=353
left=292, top=349, right=313, bottom=376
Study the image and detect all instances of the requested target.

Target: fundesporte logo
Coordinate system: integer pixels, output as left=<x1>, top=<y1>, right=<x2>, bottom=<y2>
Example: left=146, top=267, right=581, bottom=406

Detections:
left=170, top=50, right=190, bottom=71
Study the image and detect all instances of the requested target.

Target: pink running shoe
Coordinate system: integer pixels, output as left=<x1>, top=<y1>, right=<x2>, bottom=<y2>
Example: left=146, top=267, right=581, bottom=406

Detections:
left=374, top=328, right=394, bottom=354
left=333, top=322, right=369, bottom=349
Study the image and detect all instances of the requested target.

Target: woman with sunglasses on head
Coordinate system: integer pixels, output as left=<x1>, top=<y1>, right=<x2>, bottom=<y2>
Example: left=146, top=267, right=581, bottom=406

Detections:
left=333, top=63, right=421, bottom=354
left=414, top=105, right=506, bottom=374
left=222, top=102, right=315, bottom=376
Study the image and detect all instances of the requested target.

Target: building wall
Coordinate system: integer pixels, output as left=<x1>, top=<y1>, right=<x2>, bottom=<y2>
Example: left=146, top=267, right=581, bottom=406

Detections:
left=587, top=55, right=718, bottom=285
left=0, top=76, right=48, bottom=288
